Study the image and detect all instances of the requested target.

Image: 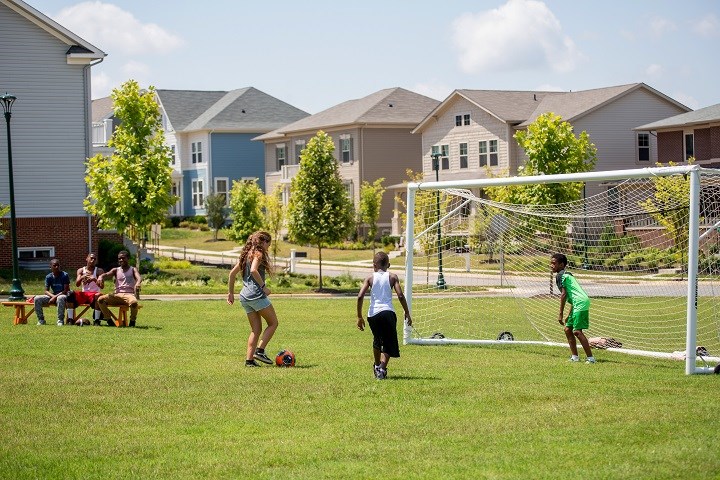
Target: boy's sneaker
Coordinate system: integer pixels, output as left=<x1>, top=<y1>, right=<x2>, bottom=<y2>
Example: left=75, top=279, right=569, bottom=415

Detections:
left=129, top=320, right=136, bottom=327
left=373, top=364, right=381, bottom=379
left=106, top=319, right=115, bottom=326
left=36, top=319, right=46, bottom=326
left=57, top=320, right=64, bottom=326
left=253, top=350, right=272, bottom=364
left=93, top=319, right=101, bottom=326
left=569, top=356, right=580, bottom=362
left=245, top=360, right=260, bottom=367
left=377, top=368, right=387, bottom=380
left=586, top=357, right=596, bottom=364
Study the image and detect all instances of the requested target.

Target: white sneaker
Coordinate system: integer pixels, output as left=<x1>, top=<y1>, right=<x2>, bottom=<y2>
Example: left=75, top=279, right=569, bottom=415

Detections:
left=569, top=356, right=580, bottom=362
left=586, top=357, right=596, bottom=364
left=57, top=320, right=64, bottom=326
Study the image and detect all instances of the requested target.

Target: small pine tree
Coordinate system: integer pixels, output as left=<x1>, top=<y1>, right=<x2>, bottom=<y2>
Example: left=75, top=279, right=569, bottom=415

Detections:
left=227, top=179, right=264, bottom=243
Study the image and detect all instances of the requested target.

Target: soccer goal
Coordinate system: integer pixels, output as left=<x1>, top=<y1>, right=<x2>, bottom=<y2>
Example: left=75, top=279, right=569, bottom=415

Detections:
left=403, top=165, right=720, bottom=374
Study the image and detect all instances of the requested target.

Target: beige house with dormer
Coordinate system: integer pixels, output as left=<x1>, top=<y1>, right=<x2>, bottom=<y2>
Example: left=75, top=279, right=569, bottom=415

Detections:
left=256, top=87, right=439, bottom=239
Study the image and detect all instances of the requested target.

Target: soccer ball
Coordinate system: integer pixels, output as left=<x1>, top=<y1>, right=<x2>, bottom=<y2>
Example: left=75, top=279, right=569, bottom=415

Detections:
left=275, top=350, right=296, bottom=367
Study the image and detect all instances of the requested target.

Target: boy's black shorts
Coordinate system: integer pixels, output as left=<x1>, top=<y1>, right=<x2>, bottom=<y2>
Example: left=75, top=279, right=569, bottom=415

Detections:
left=368, top=310, right=400, bottom=358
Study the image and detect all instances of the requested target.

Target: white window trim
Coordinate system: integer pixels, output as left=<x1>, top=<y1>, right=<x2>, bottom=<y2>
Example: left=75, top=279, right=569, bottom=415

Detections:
left=171, top=181, right=182, bottom=216
left=339, top=134, right=353, bottom=164
left=215, top=177, right=230, bottom=206
left=276, top=144, right=287, bottom=170
left=192, top=179, right=204, bottom=208
left=637, top=132, right=650, bottom=162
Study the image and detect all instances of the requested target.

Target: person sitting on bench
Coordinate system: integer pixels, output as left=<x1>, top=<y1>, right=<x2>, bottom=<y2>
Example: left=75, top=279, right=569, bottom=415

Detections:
left=35, top=258, right=71, bottom=326
left=68, top=252, right=106, bottom=326
left=97, top=251, right=142, bottom=327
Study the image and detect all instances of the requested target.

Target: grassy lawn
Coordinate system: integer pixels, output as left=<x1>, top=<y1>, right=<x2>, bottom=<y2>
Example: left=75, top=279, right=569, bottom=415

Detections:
left=1, top=298, right=718, bottom=479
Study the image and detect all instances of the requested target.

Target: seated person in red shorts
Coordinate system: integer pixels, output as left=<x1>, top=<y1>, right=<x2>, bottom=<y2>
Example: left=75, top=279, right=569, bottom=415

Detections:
left=67, top=253, right=105, bottom=326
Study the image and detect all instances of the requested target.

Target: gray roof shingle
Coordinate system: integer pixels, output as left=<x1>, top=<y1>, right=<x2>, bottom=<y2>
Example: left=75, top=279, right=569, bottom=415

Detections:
left=91, top=96, right=114, bottom=122
left=256, top=87, right=440, bottom=140
left=157, top=87, right=309, bottom=132
left=635, top=103, right=720, bottom=130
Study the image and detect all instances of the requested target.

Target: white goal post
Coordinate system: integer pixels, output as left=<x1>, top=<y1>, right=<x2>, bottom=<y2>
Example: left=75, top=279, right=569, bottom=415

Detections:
left=403, top=165, right=720, bottom=374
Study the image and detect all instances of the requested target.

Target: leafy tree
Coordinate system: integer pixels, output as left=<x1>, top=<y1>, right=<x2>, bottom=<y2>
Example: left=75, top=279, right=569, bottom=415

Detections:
left=486, top=112, right=597, bottom=205
left=227, top=179, right=264, bottom=243
left=85, top=80, right=175, bottom=265
left=640, top=160, right=691, bottom=251
left=264, top=184, right=284, bottom=261
left=357, top=178, right=385, bottom=244
left=287, top=130, right=353, bottom=290
left=204, top=192, right=227, bottom=241
left=0, top=204, right=9, bottom=236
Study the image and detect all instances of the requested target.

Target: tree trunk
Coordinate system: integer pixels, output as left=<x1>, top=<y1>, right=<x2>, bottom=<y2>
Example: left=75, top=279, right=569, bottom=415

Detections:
left=317, top=244, right=323, bottom=290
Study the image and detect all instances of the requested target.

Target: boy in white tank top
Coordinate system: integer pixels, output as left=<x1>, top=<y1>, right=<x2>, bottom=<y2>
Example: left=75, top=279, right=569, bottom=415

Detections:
left=356, top=251, right=412, bottom=379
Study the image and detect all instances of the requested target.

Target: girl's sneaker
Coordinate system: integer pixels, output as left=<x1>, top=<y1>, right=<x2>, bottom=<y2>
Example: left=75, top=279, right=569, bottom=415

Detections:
left=586, top=357, right=596, bottom=364
left=253, top=350, right=273, bottom=364
left=245, top=360, right=260, bottom=367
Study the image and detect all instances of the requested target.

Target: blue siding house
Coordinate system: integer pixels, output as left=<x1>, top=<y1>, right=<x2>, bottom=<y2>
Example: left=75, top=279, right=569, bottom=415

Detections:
left=156, top=88, right=309, bottom=217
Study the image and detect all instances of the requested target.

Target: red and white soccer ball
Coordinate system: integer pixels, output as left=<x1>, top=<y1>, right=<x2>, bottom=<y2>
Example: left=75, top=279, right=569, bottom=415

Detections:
left=275, top=350, right=296, bottom=367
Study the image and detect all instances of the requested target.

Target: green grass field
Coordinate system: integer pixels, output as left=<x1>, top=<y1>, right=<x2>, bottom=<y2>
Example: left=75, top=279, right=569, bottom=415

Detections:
left=1, top=298, right=719, bottom=479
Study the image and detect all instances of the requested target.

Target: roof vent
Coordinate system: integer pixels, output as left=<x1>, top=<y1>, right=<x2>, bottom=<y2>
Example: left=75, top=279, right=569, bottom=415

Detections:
left=533, top=94, right=536, bottom=101
left=241, top=109, right=246, bottom=113
left=388, top=103, right=394, bottom=107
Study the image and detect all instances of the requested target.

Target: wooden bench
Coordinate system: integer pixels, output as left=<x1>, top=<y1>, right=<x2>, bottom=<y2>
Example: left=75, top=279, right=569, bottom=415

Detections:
left=2, top=300, right=142, bottom=327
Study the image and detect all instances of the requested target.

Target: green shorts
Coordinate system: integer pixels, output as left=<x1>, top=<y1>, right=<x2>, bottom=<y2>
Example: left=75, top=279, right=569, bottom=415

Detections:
left=565, top=309, right=589, bottom=331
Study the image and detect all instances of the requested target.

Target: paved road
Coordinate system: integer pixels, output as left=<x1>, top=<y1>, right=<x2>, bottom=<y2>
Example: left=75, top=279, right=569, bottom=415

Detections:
left=148, top=245, right=718, bottom=298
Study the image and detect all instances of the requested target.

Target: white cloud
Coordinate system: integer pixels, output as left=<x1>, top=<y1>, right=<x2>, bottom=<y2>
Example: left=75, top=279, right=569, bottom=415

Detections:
left=645, top=64, right=664, bottom=76
left=650, top=16, right=677, bottom=37
left=452, top=0, right=584, bottom=74
left=672, top=92, right=699, bottom=110
left=91, top=71, right=112, bottom=98
left=692, top=13, right=719, bottom=38
left=411, top=82, right=453, bottom=102
left=53, top=1, right=184, bottom=55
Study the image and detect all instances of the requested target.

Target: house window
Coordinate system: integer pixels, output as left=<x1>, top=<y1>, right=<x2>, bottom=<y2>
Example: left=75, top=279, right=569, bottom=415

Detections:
left=215, top=177, right=229, bottom=205
left=440, top=145, right=449, bottom=170
left=479, top=141, right=488, bottom=167
left=344, top=181, right=354, bottom=200
left=170, top=145, right=176, bottom=165
left=607, top=186, right=619, bottom=215
left=637, top=133, right=650, bottom=162
left=459, top=143, right=468, bottom=169
left=192, top=179, right=204, bottom=208
left=340, top=135, right=353, bottom=163
left=294, top=140, right=305, bottom=164
left=276, top=144, right=286, bottom=170
left=455, top=114, right=470, bottom=126
left=18, top=247, right=54, bottom=261
left=192, top=142, right=203, bottom=164
left=489, top=140, right=498, bottom=166
left=685, top=133, right=694, bottom=160
left=171, top=181, right=181, bottom=216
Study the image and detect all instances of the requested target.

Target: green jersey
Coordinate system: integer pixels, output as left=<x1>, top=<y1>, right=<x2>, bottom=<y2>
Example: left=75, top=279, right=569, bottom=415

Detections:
left=556, top=270, right=590, bottom=312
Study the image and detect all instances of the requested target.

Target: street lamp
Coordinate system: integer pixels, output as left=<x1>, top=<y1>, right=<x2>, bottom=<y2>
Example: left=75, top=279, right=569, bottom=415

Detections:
left=1, top=93, right=25, bottom=301
left=431, top=152, right=446, bottom=289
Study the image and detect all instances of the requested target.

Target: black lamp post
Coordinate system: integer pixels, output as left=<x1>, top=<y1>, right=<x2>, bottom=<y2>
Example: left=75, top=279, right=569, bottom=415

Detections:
left=1, top=93, right=25, bottom=301
left=431, top=152, right=446, bottom=289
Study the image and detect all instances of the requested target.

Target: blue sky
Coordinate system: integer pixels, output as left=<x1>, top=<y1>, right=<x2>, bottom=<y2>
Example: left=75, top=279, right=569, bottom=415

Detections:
left=29, top=0, right=720, bottom=113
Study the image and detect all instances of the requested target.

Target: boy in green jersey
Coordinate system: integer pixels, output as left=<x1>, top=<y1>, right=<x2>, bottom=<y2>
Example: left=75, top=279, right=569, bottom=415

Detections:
left=550, top=253, right=596, bottom=364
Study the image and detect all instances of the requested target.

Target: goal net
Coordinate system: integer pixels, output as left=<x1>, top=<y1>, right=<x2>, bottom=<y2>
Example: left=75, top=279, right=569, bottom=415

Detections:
left=403, top=166, right=720, bottom=374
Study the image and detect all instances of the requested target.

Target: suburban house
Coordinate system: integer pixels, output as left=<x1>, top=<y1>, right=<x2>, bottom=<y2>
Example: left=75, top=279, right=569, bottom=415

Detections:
left=155, top=88, right=309, bottom=218
left=0, top=0, right=108, bottom=271
left=393, top=83, right=692, bottom=236
left=635, top=102, right=720, bottom=168
left=91, top=95, right=115, bottom=158
left=256, top=87, right=440, bottom=239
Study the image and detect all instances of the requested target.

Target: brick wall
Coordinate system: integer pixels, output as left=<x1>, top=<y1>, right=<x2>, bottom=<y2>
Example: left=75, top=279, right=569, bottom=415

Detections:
left=0, top=217, right=122, bottom=271
left=695, top=127, right=711, bottom=161
left=658, top=131, right=683, bottom=163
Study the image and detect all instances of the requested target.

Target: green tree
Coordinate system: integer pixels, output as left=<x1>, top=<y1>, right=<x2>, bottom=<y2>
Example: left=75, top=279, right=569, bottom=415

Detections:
left=487, top=112, right=597, bottom=205
left=287, top=130, right=353, bottom=290
left=357, top=178, right=385, bottom=244
left=204, top=192, right=228, bottom=241
left=264, top=184, right=284, bottom=261
left=640, top=160, right=691, bottom=251
left=85, top=80, right=175, bottom=265
left=227, top=179, right=265, bottom=243
left=0, top=204, right=9, bottom=236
